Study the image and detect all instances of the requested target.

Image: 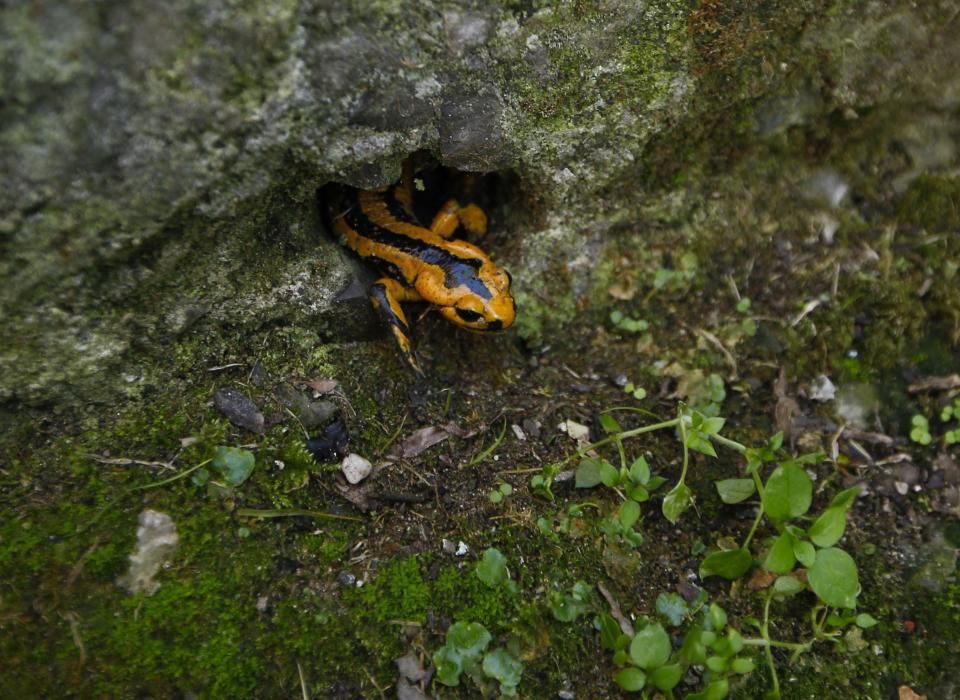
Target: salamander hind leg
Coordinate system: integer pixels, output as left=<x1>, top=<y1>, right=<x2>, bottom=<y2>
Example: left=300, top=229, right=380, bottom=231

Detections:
left=369, top=278, right=425, bottom=378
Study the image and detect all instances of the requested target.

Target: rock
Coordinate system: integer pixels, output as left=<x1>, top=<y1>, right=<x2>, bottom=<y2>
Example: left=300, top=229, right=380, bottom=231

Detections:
left=213, top=386, right=265, bottom=434
left=341, top=453, right=373, bottom=484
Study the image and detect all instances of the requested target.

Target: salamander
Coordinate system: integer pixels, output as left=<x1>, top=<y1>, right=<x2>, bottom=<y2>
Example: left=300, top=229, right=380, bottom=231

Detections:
left=329, top=177, right=516, bottom=377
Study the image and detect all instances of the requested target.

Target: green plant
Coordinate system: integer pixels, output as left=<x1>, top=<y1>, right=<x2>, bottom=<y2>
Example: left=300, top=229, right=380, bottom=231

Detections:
left=598, top=602, right=755, bottom=697
left=531, top=405, right=874, bottom=697
left=489, top=481, right=514, bottom=504
left=548, top=581, right=593, bottom=622
left=432, top=621, right=523, bottom=696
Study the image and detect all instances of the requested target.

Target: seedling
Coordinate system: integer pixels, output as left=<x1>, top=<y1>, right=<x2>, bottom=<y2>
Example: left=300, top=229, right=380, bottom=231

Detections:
left=432, top=621, right=524, bottom=697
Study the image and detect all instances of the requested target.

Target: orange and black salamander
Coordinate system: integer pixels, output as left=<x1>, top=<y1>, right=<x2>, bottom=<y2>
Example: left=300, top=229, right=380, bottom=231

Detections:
left=330, top=180, right=516, bottom=377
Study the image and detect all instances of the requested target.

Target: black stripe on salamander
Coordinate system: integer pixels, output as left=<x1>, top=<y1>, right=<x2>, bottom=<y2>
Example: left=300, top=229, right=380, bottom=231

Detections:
left=344, top=206, right=492, bottom=300
left=381, top=185, right=421, bottom=226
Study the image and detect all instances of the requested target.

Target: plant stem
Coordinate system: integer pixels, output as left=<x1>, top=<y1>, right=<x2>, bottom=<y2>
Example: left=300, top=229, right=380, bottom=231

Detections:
left=761, top=592, right=781, bottom=697
left=711, top=433, right=748, bottom=453
left=236, top=508, right=364, bottom=523
left=577, top=418, right=680, bottom=457
left=130, top=458, right=212, bottom=492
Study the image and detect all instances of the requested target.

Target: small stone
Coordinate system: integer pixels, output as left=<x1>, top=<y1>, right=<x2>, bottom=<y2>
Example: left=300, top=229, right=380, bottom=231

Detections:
left=341, top=453, right=373, bottom=484
left=809, top=375, right=837, bottom=401
left=256, top=595, right=270, bottom=612
left=522, top=418, right=542, bottom=439
left=213, top=386, right=265, bottom=433
left=337, top=571, right=356, bottom=586
left=558, top=691, right=576, bottom=700
left=511, top=423, right=527, bottom=441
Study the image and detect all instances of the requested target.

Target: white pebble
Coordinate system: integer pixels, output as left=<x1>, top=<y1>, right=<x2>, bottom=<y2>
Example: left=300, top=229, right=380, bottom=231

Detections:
left=341, top=453, right=373, bottom=484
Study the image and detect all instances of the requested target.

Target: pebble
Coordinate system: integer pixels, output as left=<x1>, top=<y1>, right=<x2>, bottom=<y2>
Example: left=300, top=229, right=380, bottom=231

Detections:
left=341, top=453, right=373, bottom=484
left=213, top=386, right=265, bottom=433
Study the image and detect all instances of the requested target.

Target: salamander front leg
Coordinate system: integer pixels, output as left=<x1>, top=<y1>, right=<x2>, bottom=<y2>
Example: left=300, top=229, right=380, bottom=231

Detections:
left=430, top=199, right=488, bottom=239
left=369, top=278, right=425, bottom=378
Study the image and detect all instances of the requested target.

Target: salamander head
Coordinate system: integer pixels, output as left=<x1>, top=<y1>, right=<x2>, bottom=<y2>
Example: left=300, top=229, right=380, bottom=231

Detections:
left=438, top=265, right=515, bottom=331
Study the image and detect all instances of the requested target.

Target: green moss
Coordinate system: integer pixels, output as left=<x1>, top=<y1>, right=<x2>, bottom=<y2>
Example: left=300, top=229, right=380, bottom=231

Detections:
left=897, top=174, right=960, bottom=233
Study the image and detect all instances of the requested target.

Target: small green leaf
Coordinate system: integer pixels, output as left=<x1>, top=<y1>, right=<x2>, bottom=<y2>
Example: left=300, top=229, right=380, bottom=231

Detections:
left=699, top=548, right=752, bottom=580
left=808, top=507, right=846, bottom=548
left=793, top=540, right=816, bottom=568
left=476, top=548, right=509, bottom=588
left=687, top=433, right=718, bottom=457
left=482, top=648, right=523, bottom=694
left=600, top=414, right=623, bottom=434
left=191, top=467, right=211, bottom=486
left=702, top=417, right=726, bottom=435
left=763, top=532, right=796, bottom=574
left=650, top=663, right=683, bottom=691
left=614, top=667, right=647, bottom=692
left=807, top=547, right=860, bottom=608
left=655, top=592, right=690, bottom=627
left=211, top=446, right=256, bottom=487
left=647, top=475, right=667, bottom=491
left=628, top=484, right=650, bottom=502
left=829, top=486, right=860, bottom=510
left=629, top=622, right=671, bottom=670
left=489, top=490, right=503, bottom=504
left=762, top=463, right=813, bottom=521
left=708, top=603, right=727, bottom=631
left=575, top=458, right=602, bottom=488
left=629, top=456, right=651, bottom=484
left=619, top=500, right=642, bottom=529
left=730, top=657, right=756, bottom=674
left=706, top=655, right=727, bottom=672
left=595, top=613, right=622, bottom=651
left=499, top=483, right=513, bottom=495
left=704, top=679, right=730, bottom=700
left=856, top=613, right=879, bottom=629
left=446, top=621, right=491, bottom=656
left=715, top=478, right=756, bottom=504
left=662, top=483, right=694, bottom=523
left=599, top=461, right=621, bottom=487
left=772, top=575, right=805, bottom=597
left=433, top=645, right=463, bottom=686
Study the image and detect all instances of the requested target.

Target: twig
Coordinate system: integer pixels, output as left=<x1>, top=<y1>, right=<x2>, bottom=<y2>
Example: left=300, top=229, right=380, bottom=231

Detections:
left=236, top=508, right=363, bottom=523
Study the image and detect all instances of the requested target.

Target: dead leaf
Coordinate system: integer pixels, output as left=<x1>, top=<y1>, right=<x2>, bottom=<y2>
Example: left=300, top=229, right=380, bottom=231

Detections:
left=597, top=581, right=635, bottom=637
left=396, top=652, right=428, bottom=683
left=898, top=685, right=927, bottom=700
left=387, top=423, right=476, bottom=461
left=608, top=273, right=638, bottom=301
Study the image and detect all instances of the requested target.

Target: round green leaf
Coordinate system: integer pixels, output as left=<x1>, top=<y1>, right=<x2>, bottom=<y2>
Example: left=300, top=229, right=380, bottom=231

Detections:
left=699, top=548, right=752, bottom=580
left=482, top=648, right=523, bottom=692
left=807, top=547, right=860, bottom=608
left=433, top=645, right=463, bottom=686
left=476, top=548, right=508, bottom=588
left=614, top=667, right=647, bottom=692
left=629, top=622, right=671, bottom=670
left=715, top=478, right=756, bottom=504
left=619, top=500, right=642, bottom=529
left=855, top=613, right=879, bottom=629
left=575, top=458, right=602, bottom=488
left=651, top=663, right=683, bottom=691
left=446, top=621, right=491, bottom=656
left=211, top=446, right=256, bottom=487
left=762, top=464, right=813, bottom=521
left=731, top=657, right=756, bottom=674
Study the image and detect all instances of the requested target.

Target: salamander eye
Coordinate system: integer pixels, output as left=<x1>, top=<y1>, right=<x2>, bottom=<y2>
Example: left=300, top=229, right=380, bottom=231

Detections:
left=455, top=308, right=483, bottom=323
